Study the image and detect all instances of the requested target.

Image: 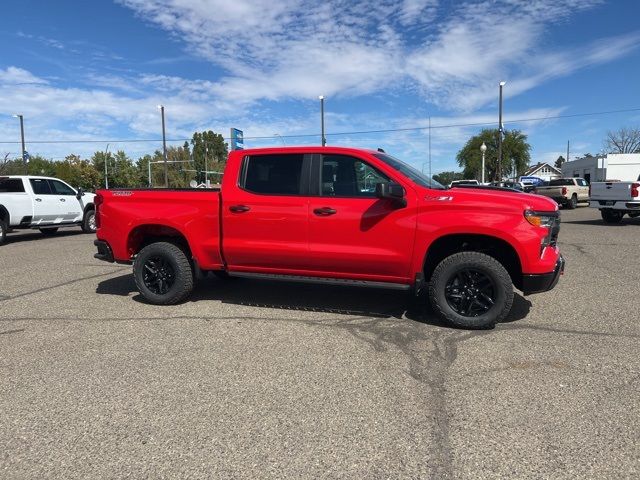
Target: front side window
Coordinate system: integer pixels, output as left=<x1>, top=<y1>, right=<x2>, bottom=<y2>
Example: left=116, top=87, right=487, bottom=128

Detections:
left=321, top=155, right=389, bottom=197
left=30, top=179, right=52, bottom=195
left=242, top=154, right=304, bottom=195
left=49, top=180, right=76, bottom=195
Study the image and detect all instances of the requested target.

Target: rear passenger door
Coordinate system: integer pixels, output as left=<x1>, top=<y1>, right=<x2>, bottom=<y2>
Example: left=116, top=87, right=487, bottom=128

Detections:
left=221, top=153, right=312, bottom=272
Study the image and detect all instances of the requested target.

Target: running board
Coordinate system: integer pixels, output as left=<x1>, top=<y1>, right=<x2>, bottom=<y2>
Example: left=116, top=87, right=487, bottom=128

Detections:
left=227, top=272, right=411, bottom=290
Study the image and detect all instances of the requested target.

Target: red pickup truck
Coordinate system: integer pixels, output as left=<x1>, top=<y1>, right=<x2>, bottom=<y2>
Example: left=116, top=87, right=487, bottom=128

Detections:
left=93, top=147, right=564, bottom=329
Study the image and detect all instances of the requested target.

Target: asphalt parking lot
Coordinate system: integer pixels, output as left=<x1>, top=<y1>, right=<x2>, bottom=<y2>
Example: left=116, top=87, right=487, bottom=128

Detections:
left=1, top=206, right=639, bottom=479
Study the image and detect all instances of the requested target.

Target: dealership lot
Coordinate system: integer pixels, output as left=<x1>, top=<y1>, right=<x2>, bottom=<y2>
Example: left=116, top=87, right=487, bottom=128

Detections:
left=1, top=207, right=638, bottom=479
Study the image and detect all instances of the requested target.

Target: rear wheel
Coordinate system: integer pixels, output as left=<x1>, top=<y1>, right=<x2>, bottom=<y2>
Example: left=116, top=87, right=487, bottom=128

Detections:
left=601, top=209, right=624, bottom=223
left=39, top=228, right=59, bottom=236
left=0, top=218, right=7, bottom=245
left=428, top=252, right=513, bottom=329
left=82, top=209, right=96, bottom=233
left=567, top=194, right=577, bottom=209
left=133, top=242, right=194, bottom=305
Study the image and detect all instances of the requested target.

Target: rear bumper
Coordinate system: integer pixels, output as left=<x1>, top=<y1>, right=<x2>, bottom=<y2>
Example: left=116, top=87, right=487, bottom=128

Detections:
left=94, top=239, right=114, bottom=263
left=590, top=200, right=640, bottom=211
left=522, top=255, right=565, bottom=295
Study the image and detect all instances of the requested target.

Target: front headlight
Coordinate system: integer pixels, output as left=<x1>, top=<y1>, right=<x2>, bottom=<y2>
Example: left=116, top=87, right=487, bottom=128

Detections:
left=524, top=210, right=557, bottom=228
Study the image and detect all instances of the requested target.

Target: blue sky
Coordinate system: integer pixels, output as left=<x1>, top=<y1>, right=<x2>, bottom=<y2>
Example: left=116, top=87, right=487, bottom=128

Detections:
left=1, top=0, right=639, bottom=173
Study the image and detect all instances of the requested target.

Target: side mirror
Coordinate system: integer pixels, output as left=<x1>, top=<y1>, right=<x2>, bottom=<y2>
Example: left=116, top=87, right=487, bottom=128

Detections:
left=76, top=187, right=84, bottom=199
left=375, top=182, right=406, bottom=207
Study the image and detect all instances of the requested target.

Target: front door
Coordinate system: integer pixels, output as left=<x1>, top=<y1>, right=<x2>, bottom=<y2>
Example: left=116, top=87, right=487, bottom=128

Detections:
left=29, top=178, right=62, bottom=225
left=307, top=154, right=416, bottom=282
left=49, top=179, right=83, bottom=222
left=222, top=153, right=311, bottom=273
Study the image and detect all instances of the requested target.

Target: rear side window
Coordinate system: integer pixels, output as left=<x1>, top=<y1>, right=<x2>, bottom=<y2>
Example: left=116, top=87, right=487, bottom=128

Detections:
left=549, top=179, right=573, bottom=186
left=0, top=178, right=25, bottom=193
left=242, top=154, right=304, bottom=195
left=30, top=178, right=52, bottom=195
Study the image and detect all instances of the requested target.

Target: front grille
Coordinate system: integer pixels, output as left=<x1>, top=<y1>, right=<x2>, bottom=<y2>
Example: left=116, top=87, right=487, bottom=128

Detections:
left=549, top=216, right=560, bottom=247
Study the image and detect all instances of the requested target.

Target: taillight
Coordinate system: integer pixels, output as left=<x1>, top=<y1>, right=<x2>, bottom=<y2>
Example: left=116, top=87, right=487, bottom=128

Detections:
left=631, top=183, right=640, bottom=198
left=562, top=187, right=567, bottom=195
left=94, top=193, right=103, bottom=228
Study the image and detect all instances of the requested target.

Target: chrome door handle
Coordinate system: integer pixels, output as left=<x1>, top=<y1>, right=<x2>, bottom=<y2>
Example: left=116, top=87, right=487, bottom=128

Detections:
left=313, top=207, right=337, bottom=216
left=60, top=198, right=66, bottom=202
left=229, top=205, right=250, bottom=213
left=35, top=198, right=42, bottom=202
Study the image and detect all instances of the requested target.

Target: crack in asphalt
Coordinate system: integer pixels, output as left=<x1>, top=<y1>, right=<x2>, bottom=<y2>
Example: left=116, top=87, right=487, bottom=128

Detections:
left=0, top=328, right=25, bottom=335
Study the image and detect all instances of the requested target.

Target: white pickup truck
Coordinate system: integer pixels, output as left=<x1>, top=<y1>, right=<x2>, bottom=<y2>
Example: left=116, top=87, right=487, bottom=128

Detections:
left=589, top=175, right=640, bottom=223
left=535, top=178, right=590, bottom=209
left=0, top=176, right=96, bottom=244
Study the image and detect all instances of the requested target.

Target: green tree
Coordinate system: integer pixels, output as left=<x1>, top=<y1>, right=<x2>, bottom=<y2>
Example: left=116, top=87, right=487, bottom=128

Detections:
left=456, top=129, right=531, bottom=181
left=554, top=155, right=566, bottom=169
left=92, top=150, right=140, bottom=188
left=191, top=130, right=228, bottom=184
left=53, top=155, right=101, bottom=190
left=433, top=171, right=464, bottom=186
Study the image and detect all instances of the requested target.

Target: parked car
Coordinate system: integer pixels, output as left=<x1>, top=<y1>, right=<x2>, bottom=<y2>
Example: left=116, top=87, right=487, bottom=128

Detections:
left=94, top=146, right=564, bottom=329
left=589, top=175, right=640, bottom=223
left=535, top=178, right=589, bottom=209
left=449, top=179, right=479, bottom=187
left=0, top=176, right=96, bottom=244
left=488, top=181, right=525, bottom=191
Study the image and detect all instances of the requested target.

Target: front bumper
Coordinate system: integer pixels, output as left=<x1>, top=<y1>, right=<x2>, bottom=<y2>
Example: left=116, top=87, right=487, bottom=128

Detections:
left=94, top=239, right=114, bottom=263
left=522, top=255, right=565, bottom=295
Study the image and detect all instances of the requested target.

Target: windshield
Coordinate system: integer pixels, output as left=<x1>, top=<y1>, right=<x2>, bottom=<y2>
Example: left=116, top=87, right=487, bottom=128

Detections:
left=373, top=153, right=445, bottom=190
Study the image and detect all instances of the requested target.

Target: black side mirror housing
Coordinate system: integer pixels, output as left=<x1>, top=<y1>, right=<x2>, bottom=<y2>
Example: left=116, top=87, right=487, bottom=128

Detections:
left=76, top=187, right=84, bottom=200
left=375, top=182, right=406, bottom=207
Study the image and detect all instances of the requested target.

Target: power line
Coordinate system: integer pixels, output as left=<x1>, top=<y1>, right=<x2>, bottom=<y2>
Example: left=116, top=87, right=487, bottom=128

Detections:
left=1, top=106, right=639, bottom=145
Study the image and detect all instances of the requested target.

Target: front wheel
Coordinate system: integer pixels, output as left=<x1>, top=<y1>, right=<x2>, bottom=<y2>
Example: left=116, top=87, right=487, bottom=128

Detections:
left=82, top=209, right=96, bottom=233
left=428, top=252, right=513, bottom=329
left=133, top=242, right=194, bottom=305
left=601, top=209, right=624, bottom=223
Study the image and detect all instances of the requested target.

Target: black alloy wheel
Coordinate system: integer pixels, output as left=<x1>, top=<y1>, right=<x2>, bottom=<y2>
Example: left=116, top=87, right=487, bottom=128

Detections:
left=142, top=255, right=176, bottom=295
left=444, top=268, right=496, bottom=317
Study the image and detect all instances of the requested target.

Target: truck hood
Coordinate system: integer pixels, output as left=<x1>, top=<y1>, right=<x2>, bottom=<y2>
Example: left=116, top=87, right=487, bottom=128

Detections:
left=434, top=186, right=558, bottom=212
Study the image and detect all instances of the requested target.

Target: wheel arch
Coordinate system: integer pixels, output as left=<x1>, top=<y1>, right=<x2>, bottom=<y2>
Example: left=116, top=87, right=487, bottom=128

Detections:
left=422, top=233, right=523, bottom=291
left=0, top=205, right=9, bottom=224
left=127, top=224, right=193, bottom=260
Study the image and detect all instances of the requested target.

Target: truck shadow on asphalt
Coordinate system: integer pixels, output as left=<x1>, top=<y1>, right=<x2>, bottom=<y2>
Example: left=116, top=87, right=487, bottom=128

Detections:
left=561, top=218, right=640, bottom=227
left=3, top=229, right=86, bottom=245
left=96, top=273, right=532, bottom=328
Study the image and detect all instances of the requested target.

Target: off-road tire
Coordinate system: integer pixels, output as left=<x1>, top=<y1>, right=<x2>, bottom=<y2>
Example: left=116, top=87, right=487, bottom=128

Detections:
left=39, top=228, right=59, bottom=235
left=428, top=252, right=513, bottom=329
left=0, top=218, right=7, bottom=245
left=133, top=242, right=194, bottom=305
left=82, top=209, right=96, bottom=233
left=567, top=194, right=577, bottom=209
left=601, top=209, right=624, bottom=224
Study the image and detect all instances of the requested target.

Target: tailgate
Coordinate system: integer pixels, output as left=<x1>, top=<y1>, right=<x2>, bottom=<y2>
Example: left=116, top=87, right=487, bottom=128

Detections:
left=590, top=182, right=634, bottom=201
left=536, top=187, right=563, bottom=197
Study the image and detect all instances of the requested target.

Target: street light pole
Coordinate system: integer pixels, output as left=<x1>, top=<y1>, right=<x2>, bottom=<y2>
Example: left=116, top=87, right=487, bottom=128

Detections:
left=480, top=142, right=487, bottom=184
left=497, top=81, right=506, bottom=181
left=104, top=144, right=110, bottom=189
left=319, top=96, right=326, bottom=146
left=158, top=105, right=168, bottom=187
left=13, top=115, right=26, bottom=174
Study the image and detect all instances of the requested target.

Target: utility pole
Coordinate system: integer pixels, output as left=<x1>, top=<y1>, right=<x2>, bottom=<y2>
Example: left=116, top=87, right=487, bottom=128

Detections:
left=566, top=140, right=570, bottom=164
left=13, top=114, right=27, bottom=174
left=497, top=81, right=506, bottom=181
left=428, top=116, right=432, bottom=179
left=319, top=95, right=326, bottom=146
left=104, top=144, right=110, bottom=189
left=158, top=105, right=168, bottom=187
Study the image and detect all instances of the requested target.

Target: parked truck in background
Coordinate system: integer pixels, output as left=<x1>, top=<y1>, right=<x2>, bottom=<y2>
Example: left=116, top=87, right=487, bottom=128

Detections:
left=93, top=147, right=564, bottom=329
left=535, top=178, right=589, bottom=209
left=589, top=175, right=640, bottom=223
left=0, top=176, right=96, bottom=244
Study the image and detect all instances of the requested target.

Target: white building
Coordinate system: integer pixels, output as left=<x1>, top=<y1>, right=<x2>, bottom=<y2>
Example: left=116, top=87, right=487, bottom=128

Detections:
left=561, top=153, right=640, bottom=183
left=522, top=162, right=562, bottom=181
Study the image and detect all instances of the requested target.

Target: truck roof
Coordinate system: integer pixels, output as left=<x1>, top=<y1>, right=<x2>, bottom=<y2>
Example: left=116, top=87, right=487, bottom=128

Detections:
left=230, top=146, right=382, bottom=156
left=0, top=175, right=63, bottom=181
